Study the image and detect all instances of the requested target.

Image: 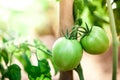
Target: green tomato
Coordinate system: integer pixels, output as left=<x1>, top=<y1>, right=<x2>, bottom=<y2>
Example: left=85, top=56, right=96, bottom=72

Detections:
left=80, top=26, right=109, bottom=54
left=52, top=37, right=83, bottom=71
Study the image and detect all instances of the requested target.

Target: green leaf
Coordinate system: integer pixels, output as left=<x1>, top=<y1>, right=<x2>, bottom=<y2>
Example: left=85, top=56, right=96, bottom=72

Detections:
left=14, top=43, right=31, bottom=59
left=28, top=75, right=35, bottom=80
left=73, top=0, right=109, bottom=27
left=102, top=0, right=106, bottom=7
left=27, top=59, right=51, bottom=80
left=38, top=59, right=50, bottom=74
left=43, top=77, right=51, bottom=80
left=36, top=50, right=49, bottom=59
left=2, top=37, right=8, bottom=43
left=16, top=54, right=31, bottom=72
left=38, top=59, right=51, bottom=79
left=0, top=49, right=9, bottom=65
left=37, top=47, right=52, bottom=59
left=34, top=39, right=52, bottom=58
left=36, top=74, right=44, bottom=80
left=28, top=66, right=40, bottom=79
left=19, top=42, right=31, bottom=58
left=3, top=64, right=21, bottom=80
left=19, top=41, right=30, bottom=51
left=0, top=63, right=5, bottom=75
left=75, top=18, right=82, bottom=26
left=87, top=1, right=97, bottom=13
left=73, top=0, right=84, bottom=21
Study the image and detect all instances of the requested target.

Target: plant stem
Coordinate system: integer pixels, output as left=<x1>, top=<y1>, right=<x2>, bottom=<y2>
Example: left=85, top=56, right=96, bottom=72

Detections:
left=75, top=64, right=84, bottom=80
left=106, top=0, right=119, bottom=80
left=28, top=44, right=52, bottom=57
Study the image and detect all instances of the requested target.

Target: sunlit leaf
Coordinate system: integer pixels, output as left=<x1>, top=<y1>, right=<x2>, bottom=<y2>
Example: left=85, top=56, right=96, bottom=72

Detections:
left=34, top=39, right=52, bottom=58
left=16, top=53, right=31, bottom=72
left=5, top=42, right=17, bottom=54
left=36, top=50, right=49, bottom=59
left=19, top=42, right=31, bottom=58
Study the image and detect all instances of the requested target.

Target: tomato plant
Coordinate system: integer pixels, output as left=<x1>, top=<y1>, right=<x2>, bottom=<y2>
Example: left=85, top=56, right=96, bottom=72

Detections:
left=0, top=37, right=52, bottom=80
left=52, top=37, right=83, bottom=71
left=80, top=26, right=109, bottom=54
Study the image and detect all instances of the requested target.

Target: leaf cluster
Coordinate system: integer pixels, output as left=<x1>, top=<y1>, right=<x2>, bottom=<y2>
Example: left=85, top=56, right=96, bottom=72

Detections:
left=0, top=36, right=52, bottom=80
left=73, top=0, right=120, bottom=38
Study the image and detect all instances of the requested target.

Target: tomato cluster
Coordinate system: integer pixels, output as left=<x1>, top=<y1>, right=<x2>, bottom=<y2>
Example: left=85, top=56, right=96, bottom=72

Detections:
left=52, top=26, right=109, bottom=71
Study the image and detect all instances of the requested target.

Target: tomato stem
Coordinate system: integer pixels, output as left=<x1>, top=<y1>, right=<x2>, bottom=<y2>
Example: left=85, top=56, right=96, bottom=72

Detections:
left=69, top=25, right=78, bottom=40
left=74, top=64, right=84, bottom=80
left=69, top=25, right=88, bottom=40
left=106, top=0, right=119, bottom=80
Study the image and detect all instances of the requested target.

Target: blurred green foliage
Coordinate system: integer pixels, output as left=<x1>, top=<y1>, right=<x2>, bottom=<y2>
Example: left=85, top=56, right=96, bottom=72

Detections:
left=73, top=0, right=120, bottom=37
left=0, top=36, right=52, bottom=80
left=2, top=64, right=21, bottom=80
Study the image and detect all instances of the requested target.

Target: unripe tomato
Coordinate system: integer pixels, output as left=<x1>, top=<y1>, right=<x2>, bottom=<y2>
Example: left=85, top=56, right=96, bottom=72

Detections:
left=52, top=37, right=83, bottom=71
left=80, top=26, right=109, bottom=54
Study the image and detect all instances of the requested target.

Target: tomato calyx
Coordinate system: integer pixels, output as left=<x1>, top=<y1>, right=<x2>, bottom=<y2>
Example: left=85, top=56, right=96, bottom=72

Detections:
left=62, top=25, right=87, bottom=40
left=62, top=26, right=79, bottom=40
left=80, top=23, right=93, bottom=38
left=61, top=23, right=93, bottom=40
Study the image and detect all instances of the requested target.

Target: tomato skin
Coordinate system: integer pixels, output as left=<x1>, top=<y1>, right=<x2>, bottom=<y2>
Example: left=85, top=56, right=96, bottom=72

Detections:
left=80, top=26, right=109, bottom=54
left=52, top=37, right=83, bottom=71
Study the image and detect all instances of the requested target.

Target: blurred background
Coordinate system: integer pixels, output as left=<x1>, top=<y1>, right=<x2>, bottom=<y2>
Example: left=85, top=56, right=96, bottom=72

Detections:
left=0, top=0, right=59, bottom=38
